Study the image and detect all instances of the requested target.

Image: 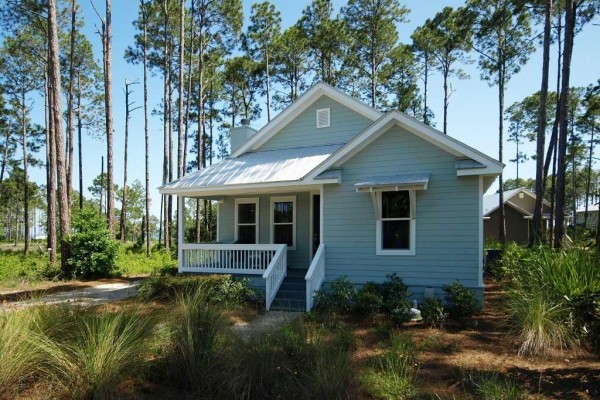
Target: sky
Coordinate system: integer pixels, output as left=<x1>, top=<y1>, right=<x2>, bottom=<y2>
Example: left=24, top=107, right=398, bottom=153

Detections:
left=25, top=0, right=600, bottom=220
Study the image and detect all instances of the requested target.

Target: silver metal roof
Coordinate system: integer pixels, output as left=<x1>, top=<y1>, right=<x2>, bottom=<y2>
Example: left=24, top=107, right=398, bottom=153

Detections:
left=355, top=173, right=430, bottom=191
left=483, top=188, right=523, bottom=216
left=160, top=144, right=343, bottom=192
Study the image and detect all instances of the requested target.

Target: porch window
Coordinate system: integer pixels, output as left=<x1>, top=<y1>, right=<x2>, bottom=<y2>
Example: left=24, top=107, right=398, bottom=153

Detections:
left=235, top=198, right=259, bottom=244
left=271, top=196, right=296, bottom=249
left=376, top=190, right=415, bottom=255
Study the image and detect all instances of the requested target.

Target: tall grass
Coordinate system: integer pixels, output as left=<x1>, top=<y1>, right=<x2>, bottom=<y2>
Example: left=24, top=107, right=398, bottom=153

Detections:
left=362, top=333, right=418, bottom=399
left=461, top=370, right=528, bottom=400
left=164, top=285, right=228, bottom=394
left=503, top=244, right=599, bottom=355
left=0, top=310, right=45, bottom=399
left=222, top=319, right=354, bottom=399
left=35, top=307, right=154, bottom=399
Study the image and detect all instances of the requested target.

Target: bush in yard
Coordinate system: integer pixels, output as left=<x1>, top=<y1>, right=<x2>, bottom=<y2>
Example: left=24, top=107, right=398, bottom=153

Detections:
left=314, top=276, right=357, bottom=314
left=570, top=289, right=600, bottom=353
left=66, top=209, right=119, bottom=279
left=354, top=282, right=384, bottom=316
left=443, top=281, right=481, bottom=324
left=382, top=274, right=412, bottom=325
left=420, top=297, right=447, bottom=328
left=137, top=274, right=254, bottom=306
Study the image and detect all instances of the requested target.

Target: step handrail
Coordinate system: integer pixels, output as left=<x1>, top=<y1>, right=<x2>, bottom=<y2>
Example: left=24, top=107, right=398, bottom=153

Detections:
left=262, top=244, right=287, bottom=311
left=305, top=244, right=325, bottom=312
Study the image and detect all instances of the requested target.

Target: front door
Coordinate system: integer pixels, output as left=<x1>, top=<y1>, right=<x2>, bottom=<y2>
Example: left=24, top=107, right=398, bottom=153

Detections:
left=312, top=194, right=320, bottom=256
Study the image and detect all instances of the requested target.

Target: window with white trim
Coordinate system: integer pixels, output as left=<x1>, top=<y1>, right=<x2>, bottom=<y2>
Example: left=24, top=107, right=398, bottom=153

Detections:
left=376, top=190, right=415, bottom=255
left=271, top=196, right=296, bottom=249
left=235, top=198, right=259, bottom=244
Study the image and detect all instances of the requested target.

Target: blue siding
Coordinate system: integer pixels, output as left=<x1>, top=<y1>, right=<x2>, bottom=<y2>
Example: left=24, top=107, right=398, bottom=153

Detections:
left=323, top=125, right=481, bottom=297
left=218, top=192, right=313, bottom=269
left=259, top=96, right=374, bottom=151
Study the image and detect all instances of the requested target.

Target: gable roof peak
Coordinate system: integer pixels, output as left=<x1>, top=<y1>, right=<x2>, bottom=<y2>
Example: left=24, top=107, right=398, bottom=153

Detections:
left=230, top=82, right=381, bottom=158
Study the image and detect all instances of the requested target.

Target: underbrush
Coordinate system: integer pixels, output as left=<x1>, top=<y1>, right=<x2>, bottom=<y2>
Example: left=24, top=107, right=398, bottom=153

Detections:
left=137, top=274, right=255, bottom=306
left=502, top=244, right=600, bottom=355
left=116, top=246, right=176, bottom=276
left=0, top=250, right=57, bottom=284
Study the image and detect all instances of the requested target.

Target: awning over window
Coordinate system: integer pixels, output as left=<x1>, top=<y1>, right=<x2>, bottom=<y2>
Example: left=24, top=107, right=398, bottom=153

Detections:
left=355, top=173, right=430, bottom=192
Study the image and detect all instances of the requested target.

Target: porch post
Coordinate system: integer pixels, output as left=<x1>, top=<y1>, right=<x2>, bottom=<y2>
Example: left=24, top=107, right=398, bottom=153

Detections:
left=320, top=185, right=324, bottom=244
left=178, top=196, right=185, bottom=272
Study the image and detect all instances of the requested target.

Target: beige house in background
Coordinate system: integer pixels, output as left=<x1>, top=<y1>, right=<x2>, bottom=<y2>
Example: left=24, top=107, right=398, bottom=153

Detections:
left=483, top=188, right=551, bottom=245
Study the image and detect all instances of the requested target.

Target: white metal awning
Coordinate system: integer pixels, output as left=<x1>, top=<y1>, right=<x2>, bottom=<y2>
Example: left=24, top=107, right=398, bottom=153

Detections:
left=354, top=173, right=430, bottom=192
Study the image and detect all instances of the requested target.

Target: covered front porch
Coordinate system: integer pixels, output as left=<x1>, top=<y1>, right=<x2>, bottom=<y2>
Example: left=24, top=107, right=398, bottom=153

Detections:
left=175, top=189, right=326, bottom=311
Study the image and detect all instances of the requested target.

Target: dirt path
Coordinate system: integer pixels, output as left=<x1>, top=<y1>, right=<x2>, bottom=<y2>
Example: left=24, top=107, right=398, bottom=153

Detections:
left=1, top=278, right=142, bottom=310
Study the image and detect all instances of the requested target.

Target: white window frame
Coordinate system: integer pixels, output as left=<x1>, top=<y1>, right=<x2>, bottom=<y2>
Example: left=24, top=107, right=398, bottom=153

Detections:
left=376, top=190, right=416, bottom=256
left=316, top=108, right=330, bottom=128
left=270, top=195, right=296, bottom=250
left=234, top=197, right=259, bottom=244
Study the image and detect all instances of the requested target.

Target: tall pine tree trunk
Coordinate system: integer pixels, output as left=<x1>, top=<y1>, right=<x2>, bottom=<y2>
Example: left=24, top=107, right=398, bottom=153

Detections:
left=554, top=0, right=575, bottom=248
left=497, top=64, right=507, bottom=245
left=141, top=0, right=151, bottom=256
left=120, top=80, right=132, bottom=242
left=66, top=0, right=76, bottom=207
left=584, top=126, right=594, bottom=227
left=45, top=70, right=57, bottom=264
left=532, top=0, right=552, bottom=245
left=21, top=91, right=30, bottom=255
left=177, top=0, right=185, bottom=179
left=183, top=0, right=194, bottom=174
left=443, top=66, right=449, bottom=135
left=49, top=0, right=71, bottom=271
left=104, top=0, right=115, bottom=235
left=77, top=75, right=83, bottom=210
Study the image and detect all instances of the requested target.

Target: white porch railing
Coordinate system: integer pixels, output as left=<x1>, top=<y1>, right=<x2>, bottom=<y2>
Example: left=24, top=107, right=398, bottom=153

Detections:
left=180, top=243, right=287, bottom=311
left=180, top=243, right=283, bottom=274
left=263, top=245, right=287, bottom=311
left=305, top=243, right=325, bottom=312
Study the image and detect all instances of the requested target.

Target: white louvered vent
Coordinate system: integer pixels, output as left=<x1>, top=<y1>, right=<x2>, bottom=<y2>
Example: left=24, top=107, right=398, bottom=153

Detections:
left=316, top=108, right=330, bottom=128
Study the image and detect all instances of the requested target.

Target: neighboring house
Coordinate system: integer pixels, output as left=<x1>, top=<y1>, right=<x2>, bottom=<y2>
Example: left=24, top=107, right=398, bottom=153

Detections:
left=159, top=83, right=503, bottom=311
left=483, top=188, right=551, bottom=245
left=575, top=205, right=599, bottom=229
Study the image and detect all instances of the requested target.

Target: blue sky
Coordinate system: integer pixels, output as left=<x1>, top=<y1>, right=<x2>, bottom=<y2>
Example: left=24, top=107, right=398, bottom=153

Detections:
left=26, top=0, right=600, bottom=219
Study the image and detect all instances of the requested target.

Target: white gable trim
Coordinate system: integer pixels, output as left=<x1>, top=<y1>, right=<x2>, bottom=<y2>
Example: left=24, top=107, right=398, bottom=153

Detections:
left=231, top=83, right=381, bottom=158
left=308, top=111, right=503, bottom=179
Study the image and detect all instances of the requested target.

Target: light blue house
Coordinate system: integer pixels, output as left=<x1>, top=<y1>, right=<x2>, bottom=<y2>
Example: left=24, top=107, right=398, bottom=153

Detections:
left=159, top=83, right=503, bottom=311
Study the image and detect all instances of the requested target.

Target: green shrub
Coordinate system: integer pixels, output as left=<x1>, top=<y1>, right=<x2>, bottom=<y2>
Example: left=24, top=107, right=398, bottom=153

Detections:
left=420, top=297, right=447, bottom=328
left=137, top=274, right=254, bottom=306
left=66, top=209, right=119, bottom=279
left=354, top=282, right=384, bottom=316
left=382, top=274, right=412, bottom=325
left=0, top=251, right=57, bottom=284
left=0, top=310, right=45, bottom=398
left=36, top=307, right=154, bottom=399
left=362, top=333, right=418, bottom=399
left=314, top=276, right=357, bottom=313
left=570, top=289, right=600, bottom=353
left=443, top=281, right=481, bottom=324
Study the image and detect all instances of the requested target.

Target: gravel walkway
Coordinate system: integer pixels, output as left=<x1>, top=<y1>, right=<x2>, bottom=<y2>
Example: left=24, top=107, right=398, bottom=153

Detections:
left=1, top=280, right=142, bottom=311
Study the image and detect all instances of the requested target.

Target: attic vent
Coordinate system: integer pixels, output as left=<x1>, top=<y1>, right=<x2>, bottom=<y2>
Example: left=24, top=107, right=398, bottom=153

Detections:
left=316, top=108, right=330, bottom=128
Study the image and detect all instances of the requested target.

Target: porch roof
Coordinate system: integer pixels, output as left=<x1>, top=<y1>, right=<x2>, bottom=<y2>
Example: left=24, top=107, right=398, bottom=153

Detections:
left=159, top=144, right=343, bottom=194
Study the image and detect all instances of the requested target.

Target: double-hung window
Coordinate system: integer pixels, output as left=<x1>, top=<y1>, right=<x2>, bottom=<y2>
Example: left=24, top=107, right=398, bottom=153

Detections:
left=235, top=198, right=259, bottom=244
left=376, top=190, right=415, bottom=255
left=271, top=196, right=296, bottom=249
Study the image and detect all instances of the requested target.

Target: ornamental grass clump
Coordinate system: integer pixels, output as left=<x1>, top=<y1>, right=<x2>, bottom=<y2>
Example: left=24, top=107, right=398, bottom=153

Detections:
left=0, top=310, right=45, bottom=399
left=503, top=245, right=600, bottom=355
left=36, top=307, right=154, bottom=399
